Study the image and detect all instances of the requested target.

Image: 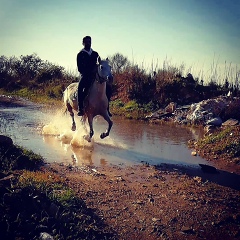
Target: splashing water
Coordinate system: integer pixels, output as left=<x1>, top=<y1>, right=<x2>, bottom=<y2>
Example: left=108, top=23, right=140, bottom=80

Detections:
left=40, top=110, right=131, bottom=166
left=42, top=110, right=94, bottom=149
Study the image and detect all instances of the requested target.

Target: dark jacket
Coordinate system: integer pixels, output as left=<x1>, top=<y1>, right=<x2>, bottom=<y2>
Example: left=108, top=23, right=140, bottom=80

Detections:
left=77, top=49, right=99, bottom=77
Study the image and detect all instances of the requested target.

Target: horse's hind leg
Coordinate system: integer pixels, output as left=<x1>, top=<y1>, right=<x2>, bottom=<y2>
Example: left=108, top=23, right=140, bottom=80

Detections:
left=100, top=113, right=113, bottom=139
left=67, top=103, right=76, bottom=131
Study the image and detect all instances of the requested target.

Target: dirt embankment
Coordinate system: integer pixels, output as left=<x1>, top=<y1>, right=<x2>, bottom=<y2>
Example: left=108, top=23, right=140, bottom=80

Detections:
left=45, top=161, right=240, bottom=240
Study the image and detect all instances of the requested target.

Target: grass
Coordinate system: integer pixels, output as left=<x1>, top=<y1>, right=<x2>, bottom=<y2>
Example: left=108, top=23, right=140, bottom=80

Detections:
left=0, top=144, right=44, bottom=172
left=18, top=170, right=76, bottom=207
left=110, top=99, right=153, bottom=119
left=196, top=126, right=240, bottom=161
left=0, top=88, right=63, bottom=108
left=0, top=140, right=116, bottom=239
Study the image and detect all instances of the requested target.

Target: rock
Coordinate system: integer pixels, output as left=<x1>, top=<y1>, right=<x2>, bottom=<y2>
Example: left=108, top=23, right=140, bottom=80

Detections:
left=222, top=118, right=239, bottom=126
left=186, top=97, right=228, bottom=124
left=204, top=125, right=217, bottom=134
left=206, top=117, right=222, bottom=126
left=181, top=226, right=195, bottom=234
left=227, top=91, right=232, bottom=97
left=165, top=102, right=177, bottom=113
left=193, top=176, right=202, bottom=183
left=152, top=217, right=161, bottom=222
left=191, top=151, right=197, bottom=156
left=39, top=232, right=54, bottom=240
left=116, top=176, right=125, bottom=181
left=135, top=200, right=144, bottom=205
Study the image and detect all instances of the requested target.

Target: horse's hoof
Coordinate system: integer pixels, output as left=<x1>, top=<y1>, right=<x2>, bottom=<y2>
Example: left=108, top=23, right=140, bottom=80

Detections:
left=71, top=126, right=76, bottom=131
left=100, top=133, right=108, bottom=139
left=83, top=135, right=91, bottom=142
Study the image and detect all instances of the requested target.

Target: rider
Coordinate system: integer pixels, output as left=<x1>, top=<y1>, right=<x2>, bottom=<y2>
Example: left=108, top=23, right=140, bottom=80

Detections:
left=77, top=36, right=100, bottom=116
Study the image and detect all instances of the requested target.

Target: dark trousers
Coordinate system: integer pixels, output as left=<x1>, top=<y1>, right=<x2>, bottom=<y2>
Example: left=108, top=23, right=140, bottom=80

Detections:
left=77, top=75, right=93, bottom=110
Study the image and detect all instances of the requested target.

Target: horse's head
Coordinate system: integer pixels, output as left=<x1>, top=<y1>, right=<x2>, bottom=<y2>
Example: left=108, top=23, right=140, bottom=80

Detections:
left=96, top=59, right=113, bottom=84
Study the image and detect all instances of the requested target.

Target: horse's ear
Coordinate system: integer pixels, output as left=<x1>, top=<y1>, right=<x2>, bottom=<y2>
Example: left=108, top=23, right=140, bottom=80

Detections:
left=98, top=56, right=101, bottom=64
left=106, top=57, right=109, bottom=62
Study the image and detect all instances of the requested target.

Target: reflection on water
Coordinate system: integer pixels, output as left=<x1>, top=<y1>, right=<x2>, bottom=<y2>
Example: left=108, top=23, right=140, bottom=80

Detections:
left=0, top=100, right=210, bottom=167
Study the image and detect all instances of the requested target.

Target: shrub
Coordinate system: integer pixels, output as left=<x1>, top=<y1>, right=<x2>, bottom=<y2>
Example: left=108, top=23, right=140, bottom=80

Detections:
left=123, top=100, right=139, bottom=111
left=223, top=99, right=240, bottom=121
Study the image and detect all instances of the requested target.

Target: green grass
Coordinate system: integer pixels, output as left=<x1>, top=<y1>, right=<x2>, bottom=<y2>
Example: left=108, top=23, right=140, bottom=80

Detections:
left=110, top=99, right=153, bottom=119
left=18, top=170, right=76, bottom=207
left=196, top=126, right=240, bottom=159
left=0, top=141, right=115, bottom=239
left=0, top=144, right=44, bottom=172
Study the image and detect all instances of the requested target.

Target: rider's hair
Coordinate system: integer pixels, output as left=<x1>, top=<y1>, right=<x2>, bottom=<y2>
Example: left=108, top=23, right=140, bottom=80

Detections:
left=83, top=36, right=91, bottom=43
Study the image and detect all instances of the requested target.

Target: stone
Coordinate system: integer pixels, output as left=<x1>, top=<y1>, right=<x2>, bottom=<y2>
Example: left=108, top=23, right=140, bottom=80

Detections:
left=191, top=151, right=197, bottom=156
left=222, top=118, right=239, bottom=126
left=39, top=232, right=54, bottom=240
left=165, top=102, right=177, bottom=113
left=206, top=117, right=222, bottom=126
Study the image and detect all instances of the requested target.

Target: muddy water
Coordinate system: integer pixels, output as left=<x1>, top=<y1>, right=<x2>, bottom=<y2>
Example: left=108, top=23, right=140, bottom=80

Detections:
left=0, top=97, right=210, bottom=167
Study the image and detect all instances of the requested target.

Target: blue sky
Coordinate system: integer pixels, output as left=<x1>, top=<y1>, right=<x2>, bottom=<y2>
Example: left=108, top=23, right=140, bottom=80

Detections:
left=1, top=0, right=239, bottom=81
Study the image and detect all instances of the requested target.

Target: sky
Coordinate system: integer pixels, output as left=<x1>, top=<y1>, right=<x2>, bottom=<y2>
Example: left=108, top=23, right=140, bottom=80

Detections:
left=0, top=0, right=240, bottom=82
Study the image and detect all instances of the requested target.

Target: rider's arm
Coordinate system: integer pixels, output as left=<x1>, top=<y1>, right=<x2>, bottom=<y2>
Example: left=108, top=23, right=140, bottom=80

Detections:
left=77, top=52, right=86, bottom=75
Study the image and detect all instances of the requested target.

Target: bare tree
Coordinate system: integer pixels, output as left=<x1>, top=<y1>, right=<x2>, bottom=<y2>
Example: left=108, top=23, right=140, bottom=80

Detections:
left=108, top=53, right=130, bottom=74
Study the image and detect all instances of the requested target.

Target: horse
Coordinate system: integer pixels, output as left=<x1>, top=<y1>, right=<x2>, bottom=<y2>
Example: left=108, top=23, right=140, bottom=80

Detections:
left=63, top=59, right=113, bottom=142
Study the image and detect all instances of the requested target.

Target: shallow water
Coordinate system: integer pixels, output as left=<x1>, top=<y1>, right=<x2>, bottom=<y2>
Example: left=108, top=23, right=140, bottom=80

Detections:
left=0, top=98, right=210, bottom=167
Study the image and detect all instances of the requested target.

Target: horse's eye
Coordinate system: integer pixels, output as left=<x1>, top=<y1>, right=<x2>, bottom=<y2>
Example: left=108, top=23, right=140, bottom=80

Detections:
left=100, top=65, right=103, bottom=70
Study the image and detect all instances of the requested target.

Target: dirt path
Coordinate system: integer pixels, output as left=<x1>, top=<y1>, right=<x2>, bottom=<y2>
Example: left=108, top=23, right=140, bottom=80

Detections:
left=47, top=162, right=240, bottom=240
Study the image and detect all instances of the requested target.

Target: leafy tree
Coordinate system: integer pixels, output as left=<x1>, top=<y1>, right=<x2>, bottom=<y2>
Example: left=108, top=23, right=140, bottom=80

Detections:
left=13, top=53, right=44, bottom=82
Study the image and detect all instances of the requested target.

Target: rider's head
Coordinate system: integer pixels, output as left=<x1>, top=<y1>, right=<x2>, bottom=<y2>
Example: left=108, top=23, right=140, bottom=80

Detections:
left=82, top=36, right=91, bottom=51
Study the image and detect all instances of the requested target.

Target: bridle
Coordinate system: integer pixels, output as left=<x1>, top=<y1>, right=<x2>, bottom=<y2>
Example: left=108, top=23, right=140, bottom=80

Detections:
left=95, top=64, right=111, bottom=84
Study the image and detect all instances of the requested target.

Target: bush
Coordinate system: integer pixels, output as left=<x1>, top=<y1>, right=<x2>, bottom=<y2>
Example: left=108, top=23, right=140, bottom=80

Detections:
left=111, top=99, right=124, bottom=108
left=123, top=100, right=139, bottom=111
left=223, top=99, right=240, bottom=121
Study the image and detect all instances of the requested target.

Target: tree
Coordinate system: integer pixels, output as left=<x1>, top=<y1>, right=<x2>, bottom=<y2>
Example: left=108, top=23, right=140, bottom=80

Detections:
left=13, top=53, right=44, bottom=81
left=108, top=53, right=130, bottom=74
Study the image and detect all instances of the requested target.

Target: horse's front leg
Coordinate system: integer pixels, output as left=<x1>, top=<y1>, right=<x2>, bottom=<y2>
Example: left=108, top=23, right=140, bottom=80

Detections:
left=66, top=103, right=76, bottom=131
left=70, top=112, right=76, bottom=131
left=83, top=115, right=94, bottom=142
left=100, top=114, right=113, bottom=139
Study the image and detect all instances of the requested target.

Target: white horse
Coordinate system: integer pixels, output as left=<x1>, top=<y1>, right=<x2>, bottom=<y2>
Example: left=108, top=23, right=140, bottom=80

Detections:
left=63, top=59, right=113, bottom=142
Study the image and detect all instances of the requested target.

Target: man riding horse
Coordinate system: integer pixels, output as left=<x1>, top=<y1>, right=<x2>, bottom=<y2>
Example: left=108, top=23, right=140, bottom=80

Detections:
left=77, top=36, right=112, bottom=117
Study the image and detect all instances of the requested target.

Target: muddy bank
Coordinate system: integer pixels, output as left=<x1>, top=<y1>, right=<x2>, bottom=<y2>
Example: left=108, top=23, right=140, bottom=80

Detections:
left=46, top=162, right=240, bottom=240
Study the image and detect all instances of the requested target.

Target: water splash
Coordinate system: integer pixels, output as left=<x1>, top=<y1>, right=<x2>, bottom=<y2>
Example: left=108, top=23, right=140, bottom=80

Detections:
left=41, top=110, right=94, bottom=148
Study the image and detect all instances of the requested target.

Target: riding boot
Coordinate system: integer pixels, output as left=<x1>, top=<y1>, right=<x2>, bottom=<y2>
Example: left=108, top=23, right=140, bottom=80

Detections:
left=77, top=94, right=84, bottom=116
left=77, top=106, right=84, bottom=116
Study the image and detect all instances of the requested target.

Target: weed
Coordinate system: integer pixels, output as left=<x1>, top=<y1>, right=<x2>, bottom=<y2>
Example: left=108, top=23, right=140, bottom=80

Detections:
left=0, top=144, right=44, bottom=171
left=196, top=126, right=240, bottom=159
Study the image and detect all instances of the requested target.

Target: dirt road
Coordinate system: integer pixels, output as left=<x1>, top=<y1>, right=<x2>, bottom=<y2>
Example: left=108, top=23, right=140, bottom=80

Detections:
left=47, top=162, right=240, bottom=240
